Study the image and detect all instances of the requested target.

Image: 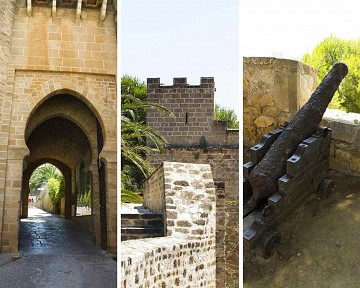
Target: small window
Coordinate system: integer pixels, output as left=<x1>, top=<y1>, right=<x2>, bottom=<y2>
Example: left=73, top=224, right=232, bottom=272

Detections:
left=185, top=113, right=189, bottom=125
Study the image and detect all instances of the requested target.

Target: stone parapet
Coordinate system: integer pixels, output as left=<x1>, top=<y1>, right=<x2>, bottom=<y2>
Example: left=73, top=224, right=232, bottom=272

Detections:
left=144, top=161, right=216, bottom=240
left=321, top=109, right=360, bottom=175
left=126, top=161, right=217, bottom=287
left=121, top=237, right=216, bottom=288
left=243, top=57, right=317, bottom=148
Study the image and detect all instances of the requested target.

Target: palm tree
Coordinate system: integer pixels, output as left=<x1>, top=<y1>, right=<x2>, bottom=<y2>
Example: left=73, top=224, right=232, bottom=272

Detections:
left=29, top=164, right=63, bottom=192
left=121, top=76, right=172, bottom=203
left=29, top=164, right=64, bottom=210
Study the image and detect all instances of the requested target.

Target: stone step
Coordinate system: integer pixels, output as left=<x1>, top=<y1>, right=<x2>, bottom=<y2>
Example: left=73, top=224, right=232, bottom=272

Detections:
left=121, top=226, right=164, bottom=241
left=121, top=213, right=163, bottom=228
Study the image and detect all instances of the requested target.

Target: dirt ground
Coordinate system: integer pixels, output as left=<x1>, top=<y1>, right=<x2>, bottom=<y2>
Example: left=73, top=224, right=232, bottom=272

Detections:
left=244, top=170, right=360, bottom=288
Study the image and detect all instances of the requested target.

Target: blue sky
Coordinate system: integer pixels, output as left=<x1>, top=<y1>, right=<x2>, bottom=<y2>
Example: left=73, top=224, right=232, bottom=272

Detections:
left=121, top=0, right=239, bottom=117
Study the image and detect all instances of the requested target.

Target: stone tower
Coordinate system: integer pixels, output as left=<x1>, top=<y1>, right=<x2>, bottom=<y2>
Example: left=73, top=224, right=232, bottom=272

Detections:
left=147, top=77, right=239, bottom=286
left=0, top=0, right=117, bottom=253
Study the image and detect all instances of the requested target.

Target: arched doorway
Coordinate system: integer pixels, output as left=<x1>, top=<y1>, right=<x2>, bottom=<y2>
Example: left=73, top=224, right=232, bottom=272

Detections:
left=20, top=92, right=107, bottom=250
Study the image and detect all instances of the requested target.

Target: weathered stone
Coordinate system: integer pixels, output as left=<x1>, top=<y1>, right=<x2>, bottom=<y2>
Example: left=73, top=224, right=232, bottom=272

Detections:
left=254, top=116, right=274, bottom=128
left=177, top=220, right=192, bottom=227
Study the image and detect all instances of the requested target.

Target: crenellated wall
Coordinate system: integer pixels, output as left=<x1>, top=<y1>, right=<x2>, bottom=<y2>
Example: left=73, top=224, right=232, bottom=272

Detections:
left=147, top=77, right=239, bottom=286
left=121, top=162, right=217, bottom=287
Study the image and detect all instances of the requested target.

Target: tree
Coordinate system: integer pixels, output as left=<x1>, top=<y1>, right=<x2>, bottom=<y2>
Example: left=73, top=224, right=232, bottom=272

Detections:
left=47, top=177, right=63, bottom=206
left=29, top=163, right=64, bottom=210
left=30, top=164, right=61, bottom=192
left=301, top=35, right=360, bottom=112
left=121, top=75, right=172, bottom=203
left=215, top=103, right=239, bottom=128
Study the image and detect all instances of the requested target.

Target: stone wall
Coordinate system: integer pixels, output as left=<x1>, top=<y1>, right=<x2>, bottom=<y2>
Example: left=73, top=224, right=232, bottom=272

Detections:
left=243, top=57, right=317, bottom=151
left=321, top=109, right=360, bottom=176
left=143, top=163, right=164, bottom=214
left=121, top=162, right=216, bottom=287
left=12, top=2, right=116, bottom=75
left=147, top=148, right=239, bottom=284
left=121, top=238, right=216, bottom=288
left=0, top=0, right=17, bottom=253
left=147, top=77, right=239, bottom=286
left=0, top=1, right=117, bottom=253
left=243, top=57, right=360, bottom=177
left=147, top=77, right=237, bottom=146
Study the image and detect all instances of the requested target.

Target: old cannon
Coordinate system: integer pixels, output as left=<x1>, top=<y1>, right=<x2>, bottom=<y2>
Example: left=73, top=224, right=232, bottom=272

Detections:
left=243, top=62, right=348, bottom=259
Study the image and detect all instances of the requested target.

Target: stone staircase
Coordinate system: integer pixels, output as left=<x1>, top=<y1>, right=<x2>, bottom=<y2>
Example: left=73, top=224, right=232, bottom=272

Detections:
left=121, top=213, right=164, bottom=241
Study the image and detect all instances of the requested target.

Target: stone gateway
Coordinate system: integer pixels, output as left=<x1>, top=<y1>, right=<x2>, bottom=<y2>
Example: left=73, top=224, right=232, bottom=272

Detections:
left=0, top=0, right=117, bottom=253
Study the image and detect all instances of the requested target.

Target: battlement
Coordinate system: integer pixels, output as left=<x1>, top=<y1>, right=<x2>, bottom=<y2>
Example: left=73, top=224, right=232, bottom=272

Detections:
left=146, top=77, right=238, bottom=147
left=147, top=77, right=215, bottom=89
left=25, top=0, right=116, bottom=20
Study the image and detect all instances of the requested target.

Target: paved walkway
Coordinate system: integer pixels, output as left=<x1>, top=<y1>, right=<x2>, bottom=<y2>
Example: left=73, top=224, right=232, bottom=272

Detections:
left=0, top=208, right=117, bottom=288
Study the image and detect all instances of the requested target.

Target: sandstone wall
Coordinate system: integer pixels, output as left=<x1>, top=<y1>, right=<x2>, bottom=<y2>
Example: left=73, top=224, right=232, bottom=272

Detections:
left=0, top=1, right=117, bottom=252
left=121, top=162, right=216, bottom=287
left=243, top=57, right=317, bottom=150
left=12, top=3, right=116, bottom=75
left=0, top=0, right=17, bottom=253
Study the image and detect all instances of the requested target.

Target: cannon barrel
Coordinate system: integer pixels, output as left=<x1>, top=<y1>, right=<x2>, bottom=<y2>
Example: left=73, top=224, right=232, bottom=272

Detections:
left=248, top=62, right=348, bottom=209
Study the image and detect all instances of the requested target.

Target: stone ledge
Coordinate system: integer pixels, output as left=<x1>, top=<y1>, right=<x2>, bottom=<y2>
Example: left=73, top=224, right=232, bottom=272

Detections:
left=322, top=109, right=360, bottom=143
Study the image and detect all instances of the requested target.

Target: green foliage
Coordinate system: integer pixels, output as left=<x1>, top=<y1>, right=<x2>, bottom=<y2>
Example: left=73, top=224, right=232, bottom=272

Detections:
left=30, top=164, right=64, bottom=208
left=121, top=75, right=173, bottom=203
left=215, top=104, right=239, bottom=128
left=47, top=177, right=64, bottom=206
left=121, top=188, right=143, bottom=204
left=301, top=35, right=360, bottom=112
left=30, top=164, right=62, bottom=192
left=77, top=190, right=92, bottom=208
left=199, top=136, right=208, bottom=149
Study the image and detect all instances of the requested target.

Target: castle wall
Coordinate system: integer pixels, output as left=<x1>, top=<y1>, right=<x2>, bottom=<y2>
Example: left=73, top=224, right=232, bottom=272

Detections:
left=147, top=78, right=239, bottom=286
left=0, top=1, right=117, bottom=252
left=147, top=77, right=237, bottom=146
left=0, top=0, right=17, bottom=253
left=122, top=162, right=216, bottom=287
left=12, top=3, right=116, bottom=74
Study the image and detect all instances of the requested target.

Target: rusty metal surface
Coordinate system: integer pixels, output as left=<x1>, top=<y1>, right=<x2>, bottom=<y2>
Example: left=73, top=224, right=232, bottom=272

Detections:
left=247, top=63, right=347, bottom=210
left=243, top=126, right=332, bottom=259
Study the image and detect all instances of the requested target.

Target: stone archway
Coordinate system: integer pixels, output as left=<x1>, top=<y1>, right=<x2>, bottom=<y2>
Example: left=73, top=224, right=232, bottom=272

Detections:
left=21, top=93, right=104, bottom=248
left=0, top=71, right=117, bottom=254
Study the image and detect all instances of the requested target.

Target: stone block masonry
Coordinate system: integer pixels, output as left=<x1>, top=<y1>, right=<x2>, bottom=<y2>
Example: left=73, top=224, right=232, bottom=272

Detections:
left=0, top=1, right=117, bottom=254
left=147, top=77, right=239, bottom=286
left=121, top=162, right=216, bottom=287
left=147, top=77, right=237, bottom=146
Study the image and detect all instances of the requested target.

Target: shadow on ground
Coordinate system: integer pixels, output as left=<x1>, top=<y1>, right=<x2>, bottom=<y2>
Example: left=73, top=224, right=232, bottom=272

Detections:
left=0, top=208, right=116, bottom=288
left=244, top=170, right=360, bottom=288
